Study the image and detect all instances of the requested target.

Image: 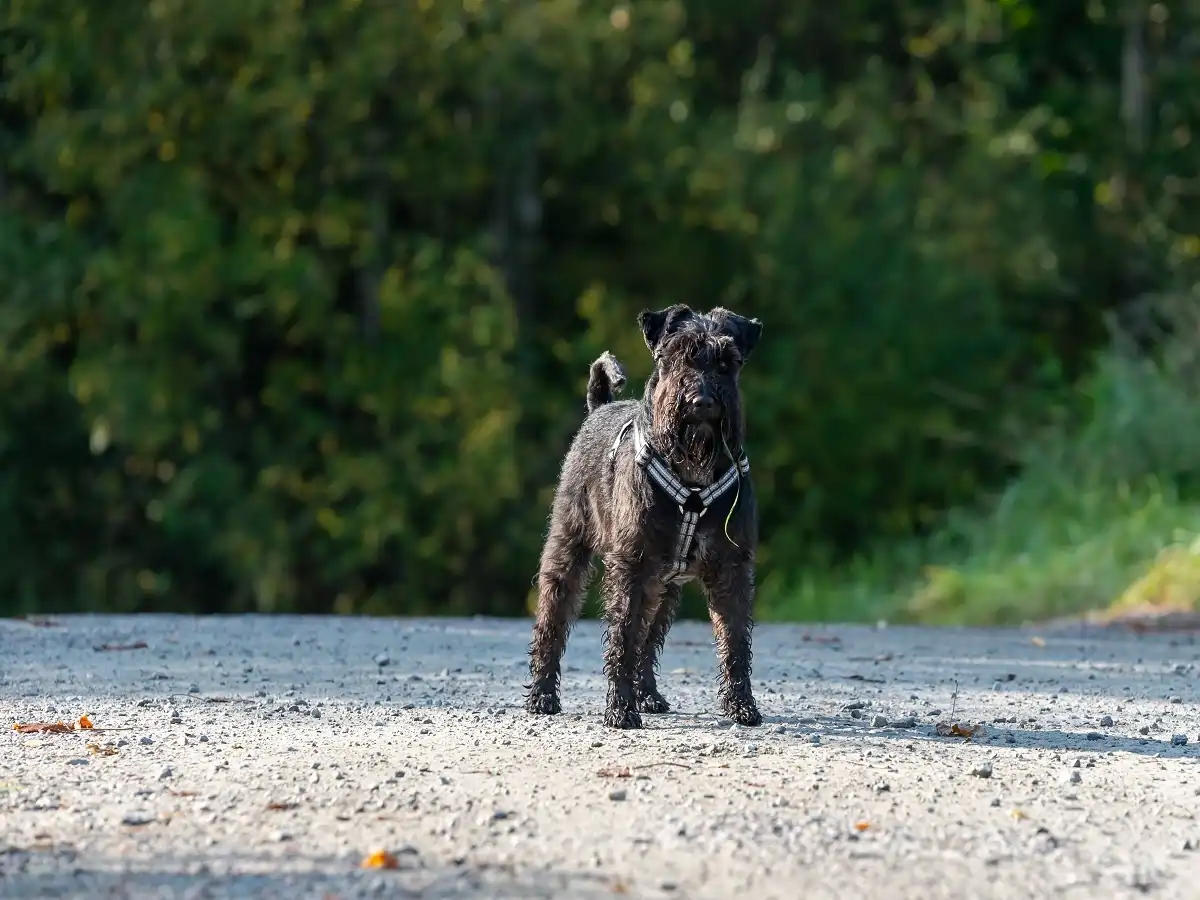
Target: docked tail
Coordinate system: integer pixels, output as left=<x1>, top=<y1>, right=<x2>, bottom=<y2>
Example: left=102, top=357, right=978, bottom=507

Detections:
left=586, top=351, right=628, bottom=412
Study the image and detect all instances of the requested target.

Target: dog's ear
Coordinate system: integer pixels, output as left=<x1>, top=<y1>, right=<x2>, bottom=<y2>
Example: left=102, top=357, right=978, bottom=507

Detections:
left=709, top=308, right=763, bottom=363
left=637, top=304, right=694, bottom=354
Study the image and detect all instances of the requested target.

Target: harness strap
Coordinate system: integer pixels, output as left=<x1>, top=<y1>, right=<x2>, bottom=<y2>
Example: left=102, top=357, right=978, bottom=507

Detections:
left=610, top=418, right=749, bottom=582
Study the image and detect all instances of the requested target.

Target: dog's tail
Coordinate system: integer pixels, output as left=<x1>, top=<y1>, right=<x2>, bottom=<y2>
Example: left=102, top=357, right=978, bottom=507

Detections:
left=586, top=351, right=628, bottom=413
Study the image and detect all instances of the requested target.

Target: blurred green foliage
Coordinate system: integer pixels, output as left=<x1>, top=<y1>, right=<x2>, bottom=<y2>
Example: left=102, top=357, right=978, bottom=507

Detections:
left=1, top=0, right=1197, bottom=620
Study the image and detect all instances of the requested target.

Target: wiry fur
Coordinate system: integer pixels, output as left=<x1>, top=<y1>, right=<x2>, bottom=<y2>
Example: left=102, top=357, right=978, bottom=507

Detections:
left=526, top=304, right=765, bottom=729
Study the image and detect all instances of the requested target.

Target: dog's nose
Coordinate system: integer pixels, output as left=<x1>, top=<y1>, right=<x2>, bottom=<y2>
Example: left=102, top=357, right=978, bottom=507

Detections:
left=691, top=395, right=719, bottom=419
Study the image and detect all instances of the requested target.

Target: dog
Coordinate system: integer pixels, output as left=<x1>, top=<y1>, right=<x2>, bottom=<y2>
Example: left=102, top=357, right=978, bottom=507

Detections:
left=525, top=304, right=764, bottom=729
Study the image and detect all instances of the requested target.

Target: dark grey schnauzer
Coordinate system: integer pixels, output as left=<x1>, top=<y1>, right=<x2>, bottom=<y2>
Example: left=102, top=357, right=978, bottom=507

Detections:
left=525, top=304, right=764, bottom=729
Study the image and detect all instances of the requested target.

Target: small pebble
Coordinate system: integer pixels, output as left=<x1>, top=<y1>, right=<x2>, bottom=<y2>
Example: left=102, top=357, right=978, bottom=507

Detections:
left=1067, top=770, right=1082, bottom=784
left=139, top=737, right=154, bottom=746
left=891, top=717, right=916, bottom=729
left=1099, top=715, right=1113, bottom=727
left=1139, top=725, right=1150, bottom=735
left=158, top=766, right=173, bottom=780
left=1085, top=732, right=1102, bottom=741
left=1172, top=734, right=1188, bottom=746
left=1170, top=697, right=1183, bottom=704
left=869, top=715, right=888, bottom=728
left=609, top=789, right=627, bottom=802
left=121, top=813, right=154, bottom=827
left=970, top=761, right=994, bottom=779
left=374, top=653, right=391, bottom=667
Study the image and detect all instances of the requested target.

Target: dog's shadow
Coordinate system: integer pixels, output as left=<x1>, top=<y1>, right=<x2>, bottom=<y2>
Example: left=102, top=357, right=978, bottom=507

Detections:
left=631, top=709, right=1190, bottom=758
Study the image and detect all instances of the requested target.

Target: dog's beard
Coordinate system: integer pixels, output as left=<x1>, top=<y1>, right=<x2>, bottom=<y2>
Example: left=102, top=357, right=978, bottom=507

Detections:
left=653, top=393, right=733, bottom=486
left=678, top=422, right=717, bottom=470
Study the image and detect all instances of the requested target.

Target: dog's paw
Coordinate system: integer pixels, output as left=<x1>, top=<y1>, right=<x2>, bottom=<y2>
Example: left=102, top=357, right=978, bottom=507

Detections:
left=603, top=705, right=643, bottom=730
left=525, top=690, right=561, bottom=715
left=636, top=689, right=671, bottom=714
left=723, top=697, right=762, bottom=727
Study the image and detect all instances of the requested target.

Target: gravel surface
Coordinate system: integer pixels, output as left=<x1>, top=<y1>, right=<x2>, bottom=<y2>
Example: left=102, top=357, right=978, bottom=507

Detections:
left=4, top=614, right=1200, bottom=898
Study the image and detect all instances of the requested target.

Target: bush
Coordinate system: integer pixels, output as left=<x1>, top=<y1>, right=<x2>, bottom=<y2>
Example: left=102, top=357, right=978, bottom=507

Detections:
left=2, top=1, right=1199, bottom=618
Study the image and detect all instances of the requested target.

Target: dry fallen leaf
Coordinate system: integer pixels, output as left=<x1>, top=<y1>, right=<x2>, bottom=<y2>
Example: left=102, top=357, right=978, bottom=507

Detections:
left=1010, top=808, right=1029, bottom=821
left=86, top=742, right=118, bottom=756
left=935, top=722, right=981, bottom=739
left=93, top=642, right=148, bottom=652
left=266, top=801, right=299, bottom=811
left=802, top=632, right=841, bottom=644
left=13, top=722, right=73, bottom=734
left=597, top=766, right=632, bottom=779
left=1030, top=635, right=1046, bottom=648
left=611, top=877, right=630, bottom=894
left=361, top=850, right=400, bottom=870
left=77, top=715, right=94, bottom=730
left=854, top=821, right=871, bottom=832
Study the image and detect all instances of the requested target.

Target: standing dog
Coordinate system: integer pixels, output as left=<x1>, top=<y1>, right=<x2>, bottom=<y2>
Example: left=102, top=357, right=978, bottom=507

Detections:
left=525, top=304, right=764, bottom=729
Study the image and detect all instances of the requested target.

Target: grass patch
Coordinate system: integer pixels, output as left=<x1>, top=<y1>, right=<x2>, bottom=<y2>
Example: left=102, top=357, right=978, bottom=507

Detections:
left=764, top=294, right=1200, bottom=626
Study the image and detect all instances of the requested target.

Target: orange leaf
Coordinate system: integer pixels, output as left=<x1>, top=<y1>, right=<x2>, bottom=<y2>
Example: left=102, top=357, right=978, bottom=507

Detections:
left=13, top=722, right=73, bottom=734
left=78, top=715, right=94, bottom=730
left=361, top=850, right=400, bottom=870
left=854, top=821, right=871, bottom=832
left=935, top=722, right=980, bottom=739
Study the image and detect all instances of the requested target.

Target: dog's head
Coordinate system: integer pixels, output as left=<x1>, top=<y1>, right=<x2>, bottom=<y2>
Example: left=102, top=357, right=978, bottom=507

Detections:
left=637, top=304, right=762, bottom=483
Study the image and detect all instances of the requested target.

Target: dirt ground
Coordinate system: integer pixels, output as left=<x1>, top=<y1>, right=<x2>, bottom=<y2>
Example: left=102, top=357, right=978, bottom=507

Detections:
left=3, top=614, right=1200, bottom=898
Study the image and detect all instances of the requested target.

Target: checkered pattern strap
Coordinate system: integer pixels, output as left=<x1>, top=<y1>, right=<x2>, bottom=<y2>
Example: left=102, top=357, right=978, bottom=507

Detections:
left=608, top=419, right=748, bottom=582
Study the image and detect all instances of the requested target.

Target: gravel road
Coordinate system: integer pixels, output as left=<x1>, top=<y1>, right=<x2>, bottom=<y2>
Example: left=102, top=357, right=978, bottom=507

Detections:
left=3, top=614, right=1200, bottom=899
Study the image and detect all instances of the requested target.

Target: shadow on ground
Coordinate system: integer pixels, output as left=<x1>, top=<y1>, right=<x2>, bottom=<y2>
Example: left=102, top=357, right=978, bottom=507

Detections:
left=0, top=850, right=625, bottom=900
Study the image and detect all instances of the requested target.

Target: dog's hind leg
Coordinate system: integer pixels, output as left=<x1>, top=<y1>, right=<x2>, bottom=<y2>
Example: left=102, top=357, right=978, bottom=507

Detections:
left=526, top=521, right=593, bottom=715
left=635, top=582, right=681, bottom=714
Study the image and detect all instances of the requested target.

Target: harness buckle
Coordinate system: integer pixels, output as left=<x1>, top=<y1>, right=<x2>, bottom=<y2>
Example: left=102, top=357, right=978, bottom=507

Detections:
left=680, top=489, right=707, bottom=517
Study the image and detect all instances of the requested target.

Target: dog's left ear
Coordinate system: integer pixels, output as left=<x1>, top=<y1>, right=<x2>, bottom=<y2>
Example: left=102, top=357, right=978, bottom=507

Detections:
left=709, top=308, right=763, bottom=362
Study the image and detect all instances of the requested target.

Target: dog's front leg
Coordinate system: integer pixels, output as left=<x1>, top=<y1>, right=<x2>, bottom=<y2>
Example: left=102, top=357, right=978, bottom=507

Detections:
left=700, top=557, right=762, bottom=726
left=635, top=582, right=681, bottom=714
left=600, top=561, right=660, bottom=729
